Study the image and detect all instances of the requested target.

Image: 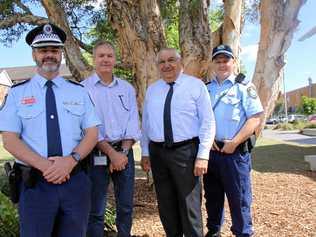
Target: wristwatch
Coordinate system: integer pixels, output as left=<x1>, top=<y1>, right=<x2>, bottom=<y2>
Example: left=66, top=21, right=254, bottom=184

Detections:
left=121, top=148, right=129, bottom=156
left=70, top=151, right=81, bottom=162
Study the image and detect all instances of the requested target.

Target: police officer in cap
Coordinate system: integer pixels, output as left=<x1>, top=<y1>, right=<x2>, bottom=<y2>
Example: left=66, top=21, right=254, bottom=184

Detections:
left=204, top=44, right=263, bottom=237
left=0, top=23, right=100, bottom=237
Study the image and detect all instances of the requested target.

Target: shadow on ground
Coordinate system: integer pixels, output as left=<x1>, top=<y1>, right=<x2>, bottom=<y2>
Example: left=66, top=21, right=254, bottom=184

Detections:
left=252, top=143, right=316, bottom=181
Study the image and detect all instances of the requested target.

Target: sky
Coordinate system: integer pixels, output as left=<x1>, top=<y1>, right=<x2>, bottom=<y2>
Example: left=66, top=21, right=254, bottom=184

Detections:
left=0, top=1, right=315, bottom=93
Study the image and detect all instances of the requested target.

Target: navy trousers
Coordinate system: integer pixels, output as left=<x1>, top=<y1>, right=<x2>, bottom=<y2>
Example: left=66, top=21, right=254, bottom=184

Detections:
left=19, top=171, right=91, bottom=237
left=149, top=141, right=203, bottom=237
left=203, top=150, right=253, bottom=237
left=87, top=150, right=135, bottom=237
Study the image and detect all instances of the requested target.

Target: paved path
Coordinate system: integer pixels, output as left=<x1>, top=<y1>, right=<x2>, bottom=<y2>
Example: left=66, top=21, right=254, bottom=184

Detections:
left=262, top=129, right=316, bottom=145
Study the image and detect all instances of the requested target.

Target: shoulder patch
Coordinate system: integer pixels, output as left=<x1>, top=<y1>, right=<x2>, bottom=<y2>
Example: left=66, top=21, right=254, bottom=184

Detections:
left=0, top=94, right=8, bottom=111
left=11, top=79, right=30, bottom=88
left=67, top=79, right=84, bottom=87
left=247, top=85, right=258, bottom=99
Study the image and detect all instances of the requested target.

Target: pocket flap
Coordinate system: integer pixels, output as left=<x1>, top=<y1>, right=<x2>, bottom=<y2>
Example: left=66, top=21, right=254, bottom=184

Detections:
left=17, top=106, right=44, bottom=119
left=63, top=104, right=85, bottom=116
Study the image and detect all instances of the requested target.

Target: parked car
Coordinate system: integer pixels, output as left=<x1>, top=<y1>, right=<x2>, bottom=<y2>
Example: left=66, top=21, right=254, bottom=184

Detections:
left=308, top=114, right=316, bottom=123
left=266, top=117, right=279, bottom=125
left=287, top=114, right=306, bottom=123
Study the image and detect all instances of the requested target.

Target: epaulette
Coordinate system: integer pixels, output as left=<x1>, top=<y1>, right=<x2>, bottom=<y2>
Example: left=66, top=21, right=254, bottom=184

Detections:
left=235, top=73, right=247, bottom=85
left=67, top=79, right=84, bottom=87
left=11, top=79, right=30, bottom=88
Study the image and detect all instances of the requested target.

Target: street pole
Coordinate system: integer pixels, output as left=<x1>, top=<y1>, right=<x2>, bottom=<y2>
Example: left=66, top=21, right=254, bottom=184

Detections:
left=283, top=66, right=288, bottom=123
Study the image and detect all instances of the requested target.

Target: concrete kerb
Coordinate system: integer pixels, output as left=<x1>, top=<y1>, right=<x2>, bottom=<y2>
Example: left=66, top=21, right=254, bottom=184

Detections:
left=304, top=155, right=316, bottom=171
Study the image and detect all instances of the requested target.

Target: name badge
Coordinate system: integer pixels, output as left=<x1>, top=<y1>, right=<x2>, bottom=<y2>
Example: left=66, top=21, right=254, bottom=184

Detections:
left=94, top=155, right=108, bottom=166
left=21, top=96, right=36, bottom=105
left=63, top=101, right=84, bottom=106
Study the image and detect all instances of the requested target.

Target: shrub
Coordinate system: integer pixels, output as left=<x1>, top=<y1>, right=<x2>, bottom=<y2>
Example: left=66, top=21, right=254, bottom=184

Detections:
left=292, top=120, right=307, bottom=130
left=304, top=123, right=316, bottom=129
left=0, top=192, right=19, bottom=237
left=273, top=122, right=295, bottom=130
left=0, top=171, right=9, bottom=198
left=104, top=205, right=116, bottom=232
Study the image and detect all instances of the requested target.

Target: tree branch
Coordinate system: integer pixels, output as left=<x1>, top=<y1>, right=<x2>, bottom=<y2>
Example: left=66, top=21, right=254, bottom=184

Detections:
left=13, top=0, right=32, bottom=14
left=74, top=36, right=92, bottom=53
left=0, top=14, right=48, bottom=29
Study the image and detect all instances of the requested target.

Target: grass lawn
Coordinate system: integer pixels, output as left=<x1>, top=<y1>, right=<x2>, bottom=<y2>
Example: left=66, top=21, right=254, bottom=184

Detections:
left=253, top=137, right=315, bottom=172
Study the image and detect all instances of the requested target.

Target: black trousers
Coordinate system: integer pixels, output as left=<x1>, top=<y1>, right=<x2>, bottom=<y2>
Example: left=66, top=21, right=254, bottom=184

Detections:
left=149, top=141, right=203, bottom=237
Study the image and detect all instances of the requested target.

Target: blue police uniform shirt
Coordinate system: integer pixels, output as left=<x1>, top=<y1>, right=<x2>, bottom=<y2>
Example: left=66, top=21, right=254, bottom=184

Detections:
left=81, top=73, right=141, bottom=142
left=207, top=74, right=263, bottom=141
left=141, top=72, right=216, bottom=160
left=0, top=74, right=101, bottom=164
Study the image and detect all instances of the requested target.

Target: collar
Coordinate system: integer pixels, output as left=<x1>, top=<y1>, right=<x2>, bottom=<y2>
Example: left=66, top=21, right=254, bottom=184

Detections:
left=212, top=74, right=235, bottom=86
left=93, top=73, right=118, bottom=88
left=34, top=74, right=64, bottom=88
left=163, top=71, right=184, bottom=86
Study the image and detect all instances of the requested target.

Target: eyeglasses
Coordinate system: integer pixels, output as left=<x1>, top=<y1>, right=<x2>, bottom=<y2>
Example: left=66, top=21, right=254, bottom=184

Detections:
left=158, top=57, right=179, bottom=65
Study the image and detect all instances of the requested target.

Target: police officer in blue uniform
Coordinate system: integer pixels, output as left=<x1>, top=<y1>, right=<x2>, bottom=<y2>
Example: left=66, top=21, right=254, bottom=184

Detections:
left=0, top=23, right=100, bottom=237
left=204, top=45, right=263, bottom=237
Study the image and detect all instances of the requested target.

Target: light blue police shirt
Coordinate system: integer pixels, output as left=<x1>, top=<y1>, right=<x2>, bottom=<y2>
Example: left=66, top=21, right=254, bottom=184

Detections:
left=141, top=73, right=216, bottom=160
left=81, top=73, right=141, bottom=142
left=0, top=74, right=101, bottom=162
left=207, top=74, right=263, bottom=141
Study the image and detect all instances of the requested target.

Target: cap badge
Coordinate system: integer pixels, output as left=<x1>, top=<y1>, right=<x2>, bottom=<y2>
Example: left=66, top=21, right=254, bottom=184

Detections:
left=43, top=24, right=53, bottom=34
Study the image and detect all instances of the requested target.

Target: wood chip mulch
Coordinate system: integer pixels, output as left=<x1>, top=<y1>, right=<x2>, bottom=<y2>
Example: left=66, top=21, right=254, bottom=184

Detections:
left=125, top=169, right=316, bottom=237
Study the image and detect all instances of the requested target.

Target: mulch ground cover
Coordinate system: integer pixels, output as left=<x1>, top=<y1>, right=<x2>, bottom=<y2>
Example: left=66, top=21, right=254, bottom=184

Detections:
left=108, top=138, right=316, bottom=237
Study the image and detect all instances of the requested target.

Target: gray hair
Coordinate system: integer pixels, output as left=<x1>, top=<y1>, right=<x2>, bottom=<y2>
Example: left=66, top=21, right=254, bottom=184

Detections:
left=156, top=48, right=181, bottom=63
left=92, top=40, right=115, bottom=57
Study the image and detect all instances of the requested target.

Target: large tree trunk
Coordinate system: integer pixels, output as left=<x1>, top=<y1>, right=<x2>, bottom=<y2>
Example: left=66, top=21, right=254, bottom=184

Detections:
left=209, top=0, right=242, bottom=78
left=179, top=0, right=212, bottom=79
left=41, top=0, right=92, bottom=81
left=253, top=0, right=306, bottom=132
left=107, top=0, right=166, bottom=108
left=222, top=0, right=242, bottom=59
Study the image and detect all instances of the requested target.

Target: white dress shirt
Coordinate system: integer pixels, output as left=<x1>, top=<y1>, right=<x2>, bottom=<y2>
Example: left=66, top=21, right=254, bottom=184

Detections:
left=141, top=73, right=216, bottom=159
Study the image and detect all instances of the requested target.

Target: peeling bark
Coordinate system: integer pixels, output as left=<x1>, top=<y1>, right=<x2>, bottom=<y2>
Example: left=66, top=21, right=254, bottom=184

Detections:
left=41, top=0, right=92, bottom=81
left=222, top=0, right=242, bottom=59
left=253, top=0, right=306, bottom=132
left=179, top=0, right=212, bottom=79
left=107, top=0, right=166, bottom=108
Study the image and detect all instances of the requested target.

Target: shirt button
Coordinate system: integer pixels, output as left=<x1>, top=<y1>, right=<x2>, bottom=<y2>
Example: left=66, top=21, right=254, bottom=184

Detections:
left=50, top=115, right=54, bottom=119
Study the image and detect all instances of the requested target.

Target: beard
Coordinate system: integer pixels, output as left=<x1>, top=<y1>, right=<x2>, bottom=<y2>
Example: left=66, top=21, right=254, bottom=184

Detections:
left=36, top=57, right=61, bottom=73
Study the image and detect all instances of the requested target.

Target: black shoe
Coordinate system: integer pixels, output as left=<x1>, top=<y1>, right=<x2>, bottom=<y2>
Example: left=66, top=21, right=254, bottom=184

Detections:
left=205, top=231, right=221, bottom=237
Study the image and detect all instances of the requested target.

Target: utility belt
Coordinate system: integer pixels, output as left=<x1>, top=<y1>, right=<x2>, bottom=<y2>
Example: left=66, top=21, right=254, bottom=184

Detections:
left=3, top=161, right=85, bottom=203
left=214, top=134, right=256, bottom=154
left=150, top=137, right=199, bottom=149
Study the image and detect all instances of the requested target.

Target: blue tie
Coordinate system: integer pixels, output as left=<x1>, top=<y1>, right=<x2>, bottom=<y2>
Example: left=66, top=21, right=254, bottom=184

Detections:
left=163, top=82, right=175, bottom=147
left=46, top=80, right=63, bottom=157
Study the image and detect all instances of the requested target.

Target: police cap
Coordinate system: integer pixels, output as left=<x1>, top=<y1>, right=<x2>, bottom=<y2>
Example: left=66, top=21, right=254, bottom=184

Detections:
left=25, top=23, right=66, bottom=48
left=212, top=44, right=234, bottom=61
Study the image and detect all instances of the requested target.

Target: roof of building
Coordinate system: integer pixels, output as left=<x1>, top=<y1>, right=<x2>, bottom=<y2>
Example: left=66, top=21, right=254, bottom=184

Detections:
left=0, top=64, right=71, bottom=81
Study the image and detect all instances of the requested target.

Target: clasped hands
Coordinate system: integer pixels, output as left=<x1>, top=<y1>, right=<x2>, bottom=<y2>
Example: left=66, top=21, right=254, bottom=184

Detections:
left=40, top=156, right=77, bottom=184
